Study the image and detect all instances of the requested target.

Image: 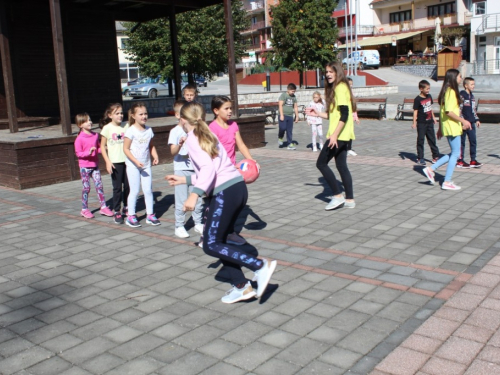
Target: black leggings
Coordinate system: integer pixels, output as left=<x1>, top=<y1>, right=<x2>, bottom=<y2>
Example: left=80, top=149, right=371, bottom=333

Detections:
left=316, top=140, right=354, bottom=200
left=202, top=182, right=263, bottom=285
left=110, top=162, right=130, bottom=212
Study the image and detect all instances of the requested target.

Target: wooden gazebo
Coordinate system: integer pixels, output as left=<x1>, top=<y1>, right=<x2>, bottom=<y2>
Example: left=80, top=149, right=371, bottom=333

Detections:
left=0, top=0, right=258, bottom=189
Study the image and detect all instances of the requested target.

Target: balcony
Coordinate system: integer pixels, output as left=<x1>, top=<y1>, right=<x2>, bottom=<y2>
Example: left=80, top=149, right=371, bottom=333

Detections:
left=374, top=14, right=457, bottom=35
left=338, top=25, right=374, bottom=37
left=476, top=13, right=500, bottom=35
left=242, top=21, right=266, bottom=34
left=244, top=1, right=265, bottom=12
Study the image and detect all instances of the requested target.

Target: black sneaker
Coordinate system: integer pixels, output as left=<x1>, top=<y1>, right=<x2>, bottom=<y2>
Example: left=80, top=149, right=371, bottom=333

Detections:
left=416, top=158, right=426, bottom=166
left=113, top=212, right=124, bottom=224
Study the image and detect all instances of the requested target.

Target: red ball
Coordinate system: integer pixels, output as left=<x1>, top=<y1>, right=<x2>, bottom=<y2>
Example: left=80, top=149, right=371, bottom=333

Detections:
left=236, top=159, right=260, bottom=184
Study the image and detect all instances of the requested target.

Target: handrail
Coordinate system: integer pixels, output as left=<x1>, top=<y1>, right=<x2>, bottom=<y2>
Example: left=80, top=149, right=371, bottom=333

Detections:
left=473, top=59, right=500, bottom=75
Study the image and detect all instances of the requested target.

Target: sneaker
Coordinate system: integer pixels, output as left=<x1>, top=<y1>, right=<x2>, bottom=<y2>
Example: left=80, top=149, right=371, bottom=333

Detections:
left=416, top=158, right=426, bottom=166
left=287, top=143, right=296, bottom=150
left=470, top=160, right=483, bottom=168
left=432, top=157, right=439, bottom=164
left=81, top=209, right=94, bottom=219
left=325, top=196, right=346, bottom=211
left=227, top=232, right=246, bottom=246
left=254, top=259, right=277, bottom=298
left=122, top=206, right=128, bottom=216
left=442, top=181, right=461, bottom=190
left=175, top=226, right=189, bottom=238
left=347, top=150, right=357, bottom=156
left=113, top=212, right=124, bottom=224
left=198, top=240, right=203, bottom=249
left=319, top=143, right=323, bottom=150
left=100, top=206, right=113, bottom=217
left=278, top=137, right=284, bottom=146
left=126, top=215, right=141, bottom=228
left=221, top=282, right=257, bottom=304
left=423, top=167, right=435, bottom=185
left=456, top=160, right=470, bottom=169
left=312, top=147, right=318, bottom=152
left=344, top=201, right=356, bottom=209
left=194, top=224, right=204, bottom=235
left=146, top=214, right=161, bottom=226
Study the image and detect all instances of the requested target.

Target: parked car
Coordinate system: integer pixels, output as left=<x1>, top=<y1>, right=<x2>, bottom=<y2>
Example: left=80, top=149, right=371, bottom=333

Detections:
left=194, top=75, right=207, bottom=87
left=342, top=50, right=380, bottom=70
left=122, top=77, right=159, bottom=96
left=129, top=76, right=189, bottom=99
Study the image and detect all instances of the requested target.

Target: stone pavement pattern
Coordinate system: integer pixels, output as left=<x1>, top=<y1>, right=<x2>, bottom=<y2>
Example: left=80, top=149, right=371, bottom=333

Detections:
left=1, top=117, right=500, bottom=374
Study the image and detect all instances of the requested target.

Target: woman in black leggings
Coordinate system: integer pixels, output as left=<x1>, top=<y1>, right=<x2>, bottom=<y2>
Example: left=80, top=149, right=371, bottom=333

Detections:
left=306, top=61, right=356, bottom=210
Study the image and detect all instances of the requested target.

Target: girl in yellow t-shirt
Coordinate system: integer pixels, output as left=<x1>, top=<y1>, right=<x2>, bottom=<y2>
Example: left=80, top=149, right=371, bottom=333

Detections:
left=423, top=69, right=471, bottom=191
left=305, top=61, right=356, bottom=210
left=99, top=103, right=130, bottom=224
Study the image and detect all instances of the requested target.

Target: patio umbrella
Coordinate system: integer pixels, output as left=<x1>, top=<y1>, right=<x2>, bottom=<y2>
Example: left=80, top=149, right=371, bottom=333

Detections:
left=435, top=17, right=442, bottom=53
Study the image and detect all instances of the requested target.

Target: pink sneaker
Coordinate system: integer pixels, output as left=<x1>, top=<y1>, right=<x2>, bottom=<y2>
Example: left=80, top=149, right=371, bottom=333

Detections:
left=81, top=209, right=94, bottom=219
left=100, top=206, right=114, bottom=217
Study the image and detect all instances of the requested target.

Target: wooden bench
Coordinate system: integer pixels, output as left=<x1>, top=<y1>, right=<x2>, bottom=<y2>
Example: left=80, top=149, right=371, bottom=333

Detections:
left=476, top=99, right=500, bottom=123
left=238, top=102, right=279, bottom=124
left=355, top=97, right=387, bottom=120
left=395, top=98, right=440, bottom=121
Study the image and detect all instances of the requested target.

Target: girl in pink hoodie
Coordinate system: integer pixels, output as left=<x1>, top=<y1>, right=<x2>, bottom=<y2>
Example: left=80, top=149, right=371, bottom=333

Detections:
left=166, top=102, right=277, bottom=305
left=74, top=113, right=113, bottom=219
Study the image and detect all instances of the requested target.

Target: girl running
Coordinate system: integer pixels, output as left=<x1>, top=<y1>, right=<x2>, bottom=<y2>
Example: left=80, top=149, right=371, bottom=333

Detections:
left=306, top=61, right=356, bottom=210
left=123, top=102, right=160, bottom=227
left=100, top=103, right=130, bottom=224
left=166, top=102, right=276, bottom=304
left=74, top=113, right=113, bottom=219
left=423, top=69, right=471, bottom=190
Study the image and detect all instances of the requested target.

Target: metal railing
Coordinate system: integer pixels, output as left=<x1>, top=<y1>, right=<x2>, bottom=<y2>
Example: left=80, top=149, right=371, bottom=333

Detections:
left=374, top=14, right=457, bottom=35
left=338, top=25, right=374, bottom=37
left=243, top=1, right=264, bottom=11
left=242, top=21, right=266, bottom=32
left=476, top=13, right=500, bottom=35
left=473, top=60, right=500, bottom=75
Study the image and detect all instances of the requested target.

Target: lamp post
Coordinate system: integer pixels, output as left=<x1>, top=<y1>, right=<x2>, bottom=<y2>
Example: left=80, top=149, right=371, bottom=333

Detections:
left=266, top=69, right=271, bottom=92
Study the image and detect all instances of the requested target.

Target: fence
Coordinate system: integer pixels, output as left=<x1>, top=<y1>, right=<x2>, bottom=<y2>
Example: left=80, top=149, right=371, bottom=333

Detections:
left=473, top=60, right=500, bottom=75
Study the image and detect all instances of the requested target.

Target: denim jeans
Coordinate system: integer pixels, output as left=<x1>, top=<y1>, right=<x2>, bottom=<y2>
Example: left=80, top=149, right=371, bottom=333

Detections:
left=460, top=122, right=477, bottom=161
left=431, top=135, right=461, bottom=182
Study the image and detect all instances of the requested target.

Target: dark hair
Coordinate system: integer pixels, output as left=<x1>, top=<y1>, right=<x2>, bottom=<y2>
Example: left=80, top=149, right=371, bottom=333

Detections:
left=99, top=103, right=122, bottom=128
left=128, top=101, right=147, bottom=126
left=287, top=83, right=297, bottom=90
left=419, top=80, right=430, bottom=90
left=437, top=69, right=461, bottom=106
left=173, top=99, right=187, bottom=113
left=324, top=61, right=357, bottom=113
left=463, top=77, right=474, bottom=87
left=346, top=77, right=353, bottom=83
left=211, top=95, right=232, bottom=119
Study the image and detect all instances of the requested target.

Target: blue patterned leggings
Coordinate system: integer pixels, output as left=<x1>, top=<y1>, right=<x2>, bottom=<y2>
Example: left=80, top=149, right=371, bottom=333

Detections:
left=202, top=181, right=263, bottom=285
left=80, top=167, right=106, bottom=210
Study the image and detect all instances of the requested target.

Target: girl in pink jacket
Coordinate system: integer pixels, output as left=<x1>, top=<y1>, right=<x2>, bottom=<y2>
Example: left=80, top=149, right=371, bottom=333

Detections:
left=166, top=102, right=277, bottom=304
left=74, top=113, right=113, bottom=219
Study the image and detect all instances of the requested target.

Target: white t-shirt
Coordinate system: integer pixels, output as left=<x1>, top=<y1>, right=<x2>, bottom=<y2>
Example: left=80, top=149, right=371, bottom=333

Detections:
left=168, top=124, right=192, bottom=171
left=124, top=125, right=154, bottom=168
left=307, top=100, right=325, bottom=125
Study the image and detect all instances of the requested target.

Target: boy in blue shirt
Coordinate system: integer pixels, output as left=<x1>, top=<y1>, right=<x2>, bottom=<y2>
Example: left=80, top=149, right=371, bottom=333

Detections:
left=457, top=77, right=482, bottom=168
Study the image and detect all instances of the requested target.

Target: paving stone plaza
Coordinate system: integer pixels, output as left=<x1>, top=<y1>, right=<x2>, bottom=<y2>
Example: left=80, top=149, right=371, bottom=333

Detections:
left=1, top=116, right=500, bottom=374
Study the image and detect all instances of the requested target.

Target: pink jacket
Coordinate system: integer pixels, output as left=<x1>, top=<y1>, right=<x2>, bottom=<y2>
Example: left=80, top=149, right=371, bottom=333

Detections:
left=74, top=131, right=101, bottom=168
left=184, top=130, right=243, bottom=197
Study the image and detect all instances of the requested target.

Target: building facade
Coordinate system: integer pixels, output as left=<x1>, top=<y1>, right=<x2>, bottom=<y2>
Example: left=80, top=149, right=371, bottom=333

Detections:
left=470, top=0, right=500, bottom=74
left=240, top=0, right=274, bottom=66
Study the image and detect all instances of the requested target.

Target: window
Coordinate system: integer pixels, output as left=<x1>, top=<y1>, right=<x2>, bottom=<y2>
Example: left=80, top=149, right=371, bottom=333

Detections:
left=475, top=2, right=486, bottom=16
left=427, top=2, right=455, bottom=17
left=390, top=10, right=411, bottom=24
left=120, top=38, right=129, bottom=49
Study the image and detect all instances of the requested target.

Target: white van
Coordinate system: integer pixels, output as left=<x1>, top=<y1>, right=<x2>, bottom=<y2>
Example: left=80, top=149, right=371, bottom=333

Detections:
left=342, top=50, right=380, bottom=70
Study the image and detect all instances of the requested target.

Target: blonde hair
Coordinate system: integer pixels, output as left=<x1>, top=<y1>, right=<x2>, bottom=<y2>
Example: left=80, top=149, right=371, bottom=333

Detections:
left=128, top=102, right=147, bottom=126
left=75, top=113, right=90, bottom=133
left=180, top=102, right=219, bottom=158
left=312, top=91, right=322, bottom=99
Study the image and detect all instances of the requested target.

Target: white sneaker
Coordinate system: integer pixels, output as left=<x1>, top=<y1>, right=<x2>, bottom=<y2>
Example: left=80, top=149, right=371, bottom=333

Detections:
left=313, top=147, right=318, bottom=152
left=347, top=150, right=357, bottom=156
left=254, top=259, right=277, bottom=298
left=175, top=226, right=190, bottom=238
left=194, top=224, right=204, bottom=234
left=221, top=282, right=257, bottom=304
left=319, top=143, right=323, bottom=150
left=325, top=196, right=346, bottom=210
left=442, top=181, right=461, bottom=191
left=344, top=201, right=356, bottom=208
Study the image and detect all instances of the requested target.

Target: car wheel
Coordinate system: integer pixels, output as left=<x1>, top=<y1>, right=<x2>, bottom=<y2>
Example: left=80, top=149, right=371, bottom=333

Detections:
left=204, top=82, right=207, bottom=87
left=149, top=89, right=157, bottom=99
left=123, top=89, right=130, bottom=97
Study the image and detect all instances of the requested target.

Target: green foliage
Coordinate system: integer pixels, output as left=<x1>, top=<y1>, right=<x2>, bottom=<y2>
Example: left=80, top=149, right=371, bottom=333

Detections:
left=122, top=1, right=249, bottom=80
left=268, top=0, right=338, bottom=73
left=440, top=26, right=468, bottom=47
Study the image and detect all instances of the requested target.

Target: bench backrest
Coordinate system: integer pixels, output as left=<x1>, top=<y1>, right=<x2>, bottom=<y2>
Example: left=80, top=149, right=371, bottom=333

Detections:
left=356, top=98, right=386, bottom=103
left=478, top=99, right=500, bottom=105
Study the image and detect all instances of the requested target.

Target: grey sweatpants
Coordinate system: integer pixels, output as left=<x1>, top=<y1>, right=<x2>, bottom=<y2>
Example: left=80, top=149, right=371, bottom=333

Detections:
left=175, top=170, right=203, bottom=228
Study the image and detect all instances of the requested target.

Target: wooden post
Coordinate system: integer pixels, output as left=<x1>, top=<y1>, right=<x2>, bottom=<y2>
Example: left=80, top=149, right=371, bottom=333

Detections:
left=168, top=5, right=182, bottom=99
left=0, top=1, right=18, bottom=133
left=49, top=0, right=72, bottom=135
left=223, top=0, right=239, bottom=117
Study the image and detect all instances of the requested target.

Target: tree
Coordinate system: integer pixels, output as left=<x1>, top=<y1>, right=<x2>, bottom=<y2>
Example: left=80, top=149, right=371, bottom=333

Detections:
left=122, top=1, right=249, bottom=81
left=440, top=27, right=467, bottom=47
left=267, top=0, right=338, bottom=86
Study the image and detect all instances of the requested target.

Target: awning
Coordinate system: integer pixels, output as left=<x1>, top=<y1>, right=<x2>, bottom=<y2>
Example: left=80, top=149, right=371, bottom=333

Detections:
left=338, top=30, right=425, bottom=49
